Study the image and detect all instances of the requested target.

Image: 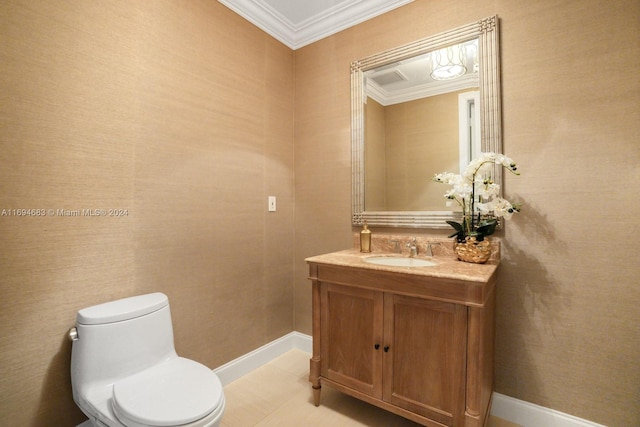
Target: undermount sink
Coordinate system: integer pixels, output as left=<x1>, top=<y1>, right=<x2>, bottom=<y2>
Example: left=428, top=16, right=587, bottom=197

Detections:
left=364, top=256, right=438, bottom=267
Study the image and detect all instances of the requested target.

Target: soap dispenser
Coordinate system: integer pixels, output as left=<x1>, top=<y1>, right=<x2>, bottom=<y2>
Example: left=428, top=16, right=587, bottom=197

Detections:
left=360, top=221, right=371, bottom=253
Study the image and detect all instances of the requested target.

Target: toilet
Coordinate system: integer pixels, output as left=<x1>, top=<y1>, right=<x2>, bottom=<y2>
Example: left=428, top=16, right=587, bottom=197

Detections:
left=69, top=293, right=226, bottom=427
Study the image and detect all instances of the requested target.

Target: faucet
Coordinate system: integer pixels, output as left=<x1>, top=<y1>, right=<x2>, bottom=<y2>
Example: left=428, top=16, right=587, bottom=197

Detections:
left=425, top=241, right=441, bottom=257
left=407, top=238, right=418, bottom=257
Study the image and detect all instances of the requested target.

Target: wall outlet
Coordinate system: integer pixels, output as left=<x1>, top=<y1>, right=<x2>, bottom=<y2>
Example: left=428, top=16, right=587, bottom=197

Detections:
left=268, top=196, right=276, bottom=212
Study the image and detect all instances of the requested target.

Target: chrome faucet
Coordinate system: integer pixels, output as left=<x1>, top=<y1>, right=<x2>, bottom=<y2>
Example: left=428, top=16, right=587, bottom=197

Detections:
left=407, top=238, right=418, bottom=257
left=425, top=242, right=441, bottom=257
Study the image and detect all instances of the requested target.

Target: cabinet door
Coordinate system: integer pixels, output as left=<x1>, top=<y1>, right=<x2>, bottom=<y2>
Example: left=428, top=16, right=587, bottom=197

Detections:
left=383, top=294, right=467, bottom=426
left=321, top=283, right=383, bottom=398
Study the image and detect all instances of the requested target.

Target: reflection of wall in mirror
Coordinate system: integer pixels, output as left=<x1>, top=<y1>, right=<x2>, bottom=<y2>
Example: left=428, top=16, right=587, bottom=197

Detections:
left=365, top=98, right=387, bottom=211
left=365, top=90, right=469, bottom=211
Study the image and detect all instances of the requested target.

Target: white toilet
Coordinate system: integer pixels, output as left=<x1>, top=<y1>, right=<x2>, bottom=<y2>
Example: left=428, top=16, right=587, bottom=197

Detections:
left=70, top=292, right=226, bottom=427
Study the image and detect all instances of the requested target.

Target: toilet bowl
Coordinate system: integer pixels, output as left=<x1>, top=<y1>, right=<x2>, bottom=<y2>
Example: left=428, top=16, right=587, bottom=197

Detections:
left=69, top=293, right=225, bottom=427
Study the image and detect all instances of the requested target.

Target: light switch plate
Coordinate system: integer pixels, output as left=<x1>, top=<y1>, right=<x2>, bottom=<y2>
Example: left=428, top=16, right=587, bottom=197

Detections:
left=268, top=196, right=276, bottom=212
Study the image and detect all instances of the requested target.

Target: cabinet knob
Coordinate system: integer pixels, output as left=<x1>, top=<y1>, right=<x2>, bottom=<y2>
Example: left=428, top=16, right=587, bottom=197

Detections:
left=374, top=344, right=380, bottom=350
left=384, top=345, right=390, bottom=352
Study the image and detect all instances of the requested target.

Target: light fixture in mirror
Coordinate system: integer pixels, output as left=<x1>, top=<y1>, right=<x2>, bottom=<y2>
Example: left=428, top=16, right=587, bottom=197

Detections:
left=430, top=44, right=468, bottom=80
left=352, top=16, right=502, bottom=228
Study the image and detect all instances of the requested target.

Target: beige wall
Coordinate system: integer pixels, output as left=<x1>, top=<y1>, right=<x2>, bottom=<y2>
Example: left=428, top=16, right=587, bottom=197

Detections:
left=1, top=1, right=638, bottom=426
left=0, top=1, right=294, bottom=425
left=365, top=93, right=463, bottom=211
left=364, top=97, right=387, bottom=210
left=294, top=1, right=640, bottom=427
left=385, top=91, right=463, bottom=211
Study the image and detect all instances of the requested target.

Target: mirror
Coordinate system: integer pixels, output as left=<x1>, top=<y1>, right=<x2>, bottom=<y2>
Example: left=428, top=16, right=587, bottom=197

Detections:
left=352, top=16, right=502, bottom=228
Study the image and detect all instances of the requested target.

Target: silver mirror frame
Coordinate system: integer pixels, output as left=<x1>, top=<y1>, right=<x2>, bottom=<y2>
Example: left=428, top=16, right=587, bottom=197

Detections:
left=352, top=16, right=501, bottom=228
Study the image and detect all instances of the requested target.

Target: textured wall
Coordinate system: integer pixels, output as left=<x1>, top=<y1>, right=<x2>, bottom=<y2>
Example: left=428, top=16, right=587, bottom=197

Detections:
left=364, top=93, right=463, bottom=211
left=293, top=1, right=640, bottom=426
left=364, top=98, right=387, bottom=211
left=0, top=1, right=294, bottom=425
left=384, top=91, right=463, bottom=211
left=1, top=0, right=638, bottom=426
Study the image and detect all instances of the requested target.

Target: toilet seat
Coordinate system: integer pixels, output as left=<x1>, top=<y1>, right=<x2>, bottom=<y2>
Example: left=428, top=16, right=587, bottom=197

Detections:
left=112, top=357, right=224, bottom=427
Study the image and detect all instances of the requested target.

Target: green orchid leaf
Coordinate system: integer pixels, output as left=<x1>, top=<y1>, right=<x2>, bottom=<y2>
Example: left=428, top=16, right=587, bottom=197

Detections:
left=448, top=230, right=463, bottom=239
left=446, top=221, right=465, bottom=242
left=446, top=221, right=463, bottom=232
left=476, top=219, right=498, bottom=237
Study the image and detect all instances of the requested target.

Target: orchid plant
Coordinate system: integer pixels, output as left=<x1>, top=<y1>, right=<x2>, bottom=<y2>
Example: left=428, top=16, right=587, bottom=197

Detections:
left=433, top=152, right=521, bottom=243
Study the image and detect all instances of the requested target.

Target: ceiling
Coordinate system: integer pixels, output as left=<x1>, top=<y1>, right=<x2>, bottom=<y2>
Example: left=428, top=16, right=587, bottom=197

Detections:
left=365, top=39, right=479, bottom=106
left=217, top=0, right=414, bottom=49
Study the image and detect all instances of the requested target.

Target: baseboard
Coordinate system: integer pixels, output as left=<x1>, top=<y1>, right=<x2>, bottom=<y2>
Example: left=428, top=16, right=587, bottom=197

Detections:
left=215, top=332, right=605, bottom=427
left=491, top=392, right=606, bottom=427
left=213, top=331, right=312, bottom=386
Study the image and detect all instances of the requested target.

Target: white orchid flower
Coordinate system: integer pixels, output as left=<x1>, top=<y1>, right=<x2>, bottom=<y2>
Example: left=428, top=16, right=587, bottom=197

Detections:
left=433, top=152, right=521, bottom=241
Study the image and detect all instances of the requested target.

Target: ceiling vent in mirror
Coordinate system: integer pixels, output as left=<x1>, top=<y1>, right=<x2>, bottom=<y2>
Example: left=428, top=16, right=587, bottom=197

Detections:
left=371, top=70, right=408, bottom=86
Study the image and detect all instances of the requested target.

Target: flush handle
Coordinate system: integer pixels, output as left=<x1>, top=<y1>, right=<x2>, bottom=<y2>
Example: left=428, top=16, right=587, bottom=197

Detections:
left=68, top=327, right=78, bottom=342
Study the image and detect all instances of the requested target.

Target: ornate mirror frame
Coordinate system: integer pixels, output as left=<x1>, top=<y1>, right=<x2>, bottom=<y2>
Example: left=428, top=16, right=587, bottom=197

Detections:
left=352, top=16, right=501, bottom=228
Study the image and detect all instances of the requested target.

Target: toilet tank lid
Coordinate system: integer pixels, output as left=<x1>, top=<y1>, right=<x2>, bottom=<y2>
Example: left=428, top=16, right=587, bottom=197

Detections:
left=77, top=293, right=169, bottom=325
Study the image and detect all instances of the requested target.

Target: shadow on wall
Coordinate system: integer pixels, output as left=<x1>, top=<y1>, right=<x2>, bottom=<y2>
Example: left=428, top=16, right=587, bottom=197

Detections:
left=496, top=196, right=572, bottom=407
left=33, top=334, right=86, bottom=427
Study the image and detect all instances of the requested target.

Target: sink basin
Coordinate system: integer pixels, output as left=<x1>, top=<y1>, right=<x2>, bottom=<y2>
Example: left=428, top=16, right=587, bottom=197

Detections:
left=364, top=256, right=438, bottom=267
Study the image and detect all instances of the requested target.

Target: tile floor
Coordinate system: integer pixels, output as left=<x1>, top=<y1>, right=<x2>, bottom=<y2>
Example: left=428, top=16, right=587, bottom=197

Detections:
left=220, top=349, right=520, bottom=427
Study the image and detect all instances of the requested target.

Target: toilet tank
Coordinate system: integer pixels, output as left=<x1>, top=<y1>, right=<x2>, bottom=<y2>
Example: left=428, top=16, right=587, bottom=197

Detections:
left=70, top=293, right=178, bottom=400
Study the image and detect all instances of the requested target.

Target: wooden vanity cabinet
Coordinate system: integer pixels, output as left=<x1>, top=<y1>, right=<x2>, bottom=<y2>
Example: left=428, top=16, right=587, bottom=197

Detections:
left=309, top=261, right=496, bottom=427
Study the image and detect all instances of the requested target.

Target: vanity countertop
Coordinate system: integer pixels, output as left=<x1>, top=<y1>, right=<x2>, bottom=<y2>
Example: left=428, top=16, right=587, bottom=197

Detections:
left=306, top=248, right=498, bottom=306
left=306, top=248, right=498, bottom=284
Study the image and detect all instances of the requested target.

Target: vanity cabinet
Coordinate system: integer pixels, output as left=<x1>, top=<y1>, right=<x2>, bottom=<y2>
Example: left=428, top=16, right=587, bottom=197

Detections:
left=321, top=283, right=467, bottom=425
left=307, top=252, right=497, bottom=427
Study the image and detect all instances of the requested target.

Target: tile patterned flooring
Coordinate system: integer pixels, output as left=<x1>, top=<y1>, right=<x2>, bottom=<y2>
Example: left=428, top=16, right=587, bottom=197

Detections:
left=221, top=349, right=519, bottom=427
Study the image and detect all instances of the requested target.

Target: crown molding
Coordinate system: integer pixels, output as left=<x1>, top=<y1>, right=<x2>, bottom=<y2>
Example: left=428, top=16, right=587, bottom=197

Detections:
left=218, top=0, right=414, bottom=49
left=366, top=73, right=479, bottom=106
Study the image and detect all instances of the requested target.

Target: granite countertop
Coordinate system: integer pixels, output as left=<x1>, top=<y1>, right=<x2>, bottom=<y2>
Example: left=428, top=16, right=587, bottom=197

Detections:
left=305, top=247, right=499, bottom=284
